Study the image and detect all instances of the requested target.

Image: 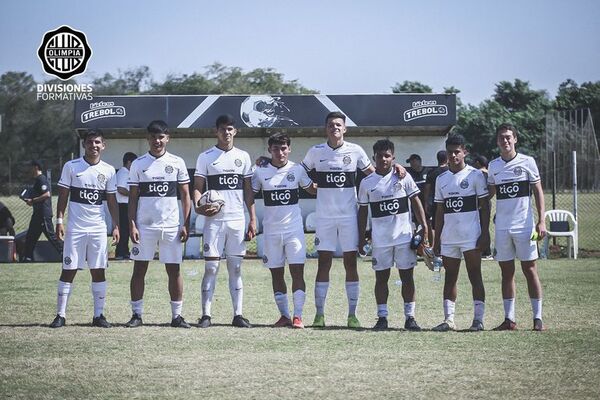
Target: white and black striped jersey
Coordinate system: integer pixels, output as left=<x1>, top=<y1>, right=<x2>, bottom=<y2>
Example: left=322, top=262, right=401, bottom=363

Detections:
left=358, top=171, right=420, bottom=248
left=252, top=161, right=312, bottom=234
left=488, top=153, right=540, bottom=230
left=435, top=165, right=488, bottom=245
left=194, top=146, right=252, bottom=222
left=58, top=157, right=116, bottom=233
left=129, top=151, right=189, bottom=229
left=301, top=141, right=371, bottom=219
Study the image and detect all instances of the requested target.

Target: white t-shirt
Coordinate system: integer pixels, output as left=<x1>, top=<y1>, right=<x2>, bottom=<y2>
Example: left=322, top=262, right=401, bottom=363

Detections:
left=58, top=157, right=116, bottom=233
left=116, top=167, right=129, bottom=204
left=252, top=161, right=312, bottom=234
left=435, top=165, right=488, bottom=246
left=301, top=141, right=371, bottom=219
left=358, top=170, right=420, bottom=248
left=129, top=151, right=189, bottom=229
left=194, top=146, right=253, bottom=222
left=488, top=153, right=540, bottom=231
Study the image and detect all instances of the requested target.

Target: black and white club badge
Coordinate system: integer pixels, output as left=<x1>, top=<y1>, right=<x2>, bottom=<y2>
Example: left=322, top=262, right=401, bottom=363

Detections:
left=97, top=174, right=106, bottom=184
left=203, top=243, right=210, bottom=252
left=460, top=179, right=469, bottom=189
left=131, top=247, right=140, bottom=256
left=513, top=167, right=523, bottom=176
left=165, top=165, right=174, bottom=174
left=372, top=257, right=378, bottom=266
left=37, top=25, right=92, bottom=80
left=64, top=256, right=72, bottom=265
left=234, top=159, right=242, bottom=167
left=343, top=155, right=352, bottom=165
left=262, top=255, right=268, bottom=264
left=314, top=237, right=320, bottom=246
left=286, top=172, right=295, bottom=182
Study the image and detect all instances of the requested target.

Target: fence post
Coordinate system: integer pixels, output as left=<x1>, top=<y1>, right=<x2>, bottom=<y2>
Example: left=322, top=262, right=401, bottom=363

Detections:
left=572, top=150, right=577, bottom=219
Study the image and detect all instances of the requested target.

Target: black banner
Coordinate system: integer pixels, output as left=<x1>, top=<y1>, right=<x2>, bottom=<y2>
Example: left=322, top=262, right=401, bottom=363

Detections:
left=315, top=171, right=356, bottom=188
left=70, top=187, right=105, bottom=205
left=443, top=195, right=477, bottom=214
left=138, top=181, right=177, bottom=197
left=370, top=197, right=409, bottom=218
left=207, top=174, right=244, bottom=191
left=496, top=181, right=530, bottom=200
left=263, top=189, right=299, bottom=207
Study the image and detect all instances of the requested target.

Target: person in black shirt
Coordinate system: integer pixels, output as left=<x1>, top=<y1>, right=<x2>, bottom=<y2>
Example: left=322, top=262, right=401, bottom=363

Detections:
left=423, top=150, right=448, bottom=245
left=0, top=201, right=16, bottom=236
left=22, top=160, right=63, bottom=261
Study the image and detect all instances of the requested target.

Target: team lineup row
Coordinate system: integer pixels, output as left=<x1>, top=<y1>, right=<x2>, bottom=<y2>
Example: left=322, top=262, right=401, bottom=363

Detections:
left=49, top=112, right=546, bottom=332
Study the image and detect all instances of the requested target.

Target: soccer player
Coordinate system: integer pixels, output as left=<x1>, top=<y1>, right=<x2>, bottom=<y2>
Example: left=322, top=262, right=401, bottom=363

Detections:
left=432, top=134, right=490, bottom=332
left=487, top=123, right=546, bottom=331
left=252, top=133, right=316, bottom=329
left=125, top=120, right=192, bottom=329
left=301, top=111, right=405, bottom=328
left=358, top=139, right=428, bottom=331
left=193, top=114, right=257, bottom=328
left=49, top=129, right=119, bottom=328
left=115, top=152, right=137, bottom=260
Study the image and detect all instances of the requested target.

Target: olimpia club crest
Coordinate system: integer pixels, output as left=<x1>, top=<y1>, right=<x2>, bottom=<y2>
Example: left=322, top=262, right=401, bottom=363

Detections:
left=37, top=25, right=92, bottom=80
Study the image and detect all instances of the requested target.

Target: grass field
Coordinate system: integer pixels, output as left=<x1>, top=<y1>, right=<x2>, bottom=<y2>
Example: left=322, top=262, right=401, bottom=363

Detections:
left=1, top=257, right=599, bottom=399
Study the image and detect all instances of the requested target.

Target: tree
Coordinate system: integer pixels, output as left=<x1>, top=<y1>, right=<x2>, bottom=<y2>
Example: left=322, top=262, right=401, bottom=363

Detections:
left=91, top=66, right=153, bottom=95
left=555, top=79, right=600, bottom=142
left=391, top=80, right=432, bottom=93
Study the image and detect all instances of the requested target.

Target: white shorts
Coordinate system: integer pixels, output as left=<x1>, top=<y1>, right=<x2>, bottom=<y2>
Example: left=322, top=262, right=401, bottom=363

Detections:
left=62, top=230, right=108, bottom=270
left=494, top=228, right=538, bottom=262
left=314, top=216, right=358, bottom=252
left=130, top=226, right=183, bottom=264
left=441, top=241, right=478, bottom=259
left=371, top=243, right=417, bottom=271
left=203, top=219, right=246, bottom=258
left=262, top=229, right=306, bottom=269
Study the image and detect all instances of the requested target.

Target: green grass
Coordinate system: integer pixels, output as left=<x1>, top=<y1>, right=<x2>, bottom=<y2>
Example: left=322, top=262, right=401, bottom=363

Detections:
left=1, top=257, right=599, bottom=399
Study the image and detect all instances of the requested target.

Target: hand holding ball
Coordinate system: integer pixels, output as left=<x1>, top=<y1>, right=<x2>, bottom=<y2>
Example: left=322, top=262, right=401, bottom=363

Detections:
left=197, top=190, right=225, bottom=215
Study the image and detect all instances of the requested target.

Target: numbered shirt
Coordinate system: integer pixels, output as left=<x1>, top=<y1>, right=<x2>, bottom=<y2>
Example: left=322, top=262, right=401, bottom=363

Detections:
left=58, top=157, right=116, bottom=233
left=358, top=171, right=420, bottom=248
left=129, top=151, right=189, bottom=229
left=435, top=165, right=488, bottom=245
left=195, top=146, right=252, bottom=222
left=488, top=153, right=540, bottom=230
left=301, top=141, right=371, bottom=219
left=115, top=166, right=129, bottom=204
left=252, top=162, right=312, bottom=234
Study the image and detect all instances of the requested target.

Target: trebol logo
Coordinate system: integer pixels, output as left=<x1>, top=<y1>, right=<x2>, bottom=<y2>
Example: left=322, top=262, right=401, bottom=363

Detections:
left=403, top=100, right=448, bottom=122
left=81, top=101, right=126, bottom=123
left=37, top=25, right=92, bottom=80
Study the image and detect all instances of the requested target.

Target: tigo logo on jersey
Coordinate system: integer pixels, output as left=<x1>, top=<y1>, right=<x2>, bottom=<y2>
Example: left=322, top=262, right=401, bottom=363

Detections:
left=37, top=25, right=92, bottom=80
left=446, top=197, right=464, bottom=213
left=403, top=100, right=448, bottom=122
left=81, top=101, right=126, bottom=123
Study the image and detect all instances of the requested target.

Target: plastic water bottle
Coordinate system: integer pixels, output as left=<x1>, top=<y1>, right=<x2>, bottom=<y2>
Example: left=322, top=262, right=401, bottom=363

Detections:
left=432, top=257, right=442, bottom=282
left=362, top=243, right=372, bottom=256
left=410, top=234, right=422, bottom=250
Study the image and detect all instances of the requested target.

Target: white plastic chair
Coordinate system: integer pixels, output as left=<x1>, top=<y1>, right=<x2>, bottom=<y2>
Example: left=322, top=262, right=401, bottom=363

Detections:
left=543, top=210, right=578, bottom=259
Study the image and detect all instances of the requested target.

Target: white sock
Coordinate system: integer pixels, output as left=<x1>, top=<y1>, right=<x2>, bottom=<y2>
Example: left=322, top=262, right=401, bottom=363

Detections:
left=346, top=281, right=360, bottom=316
left=201, top=259, right=220, bottom=316
left=227, top=256, right=244, bottom=316
left=91, top=281, right=107, bottom=318
left=531, top=298, right=543, bottom=320
left=474, top=300, right=485, bottom=322
left=315, top=281, right=329, bottom=315
left=292, top=290, right=305, bottom=318
left=130, top=299, right=143, bottom=316
left=404, top=302, right=416, bottom=318
left=443, top=299, right=455, bottom=321
left=377, top=304, right=388, bottom=318
left=170, top=300, right=183, bottom=319
left=274, top=292, right=290, bottom=318
left=503, top=298, right=516, bottom=322
left=56, top=281, right=72, bottom=317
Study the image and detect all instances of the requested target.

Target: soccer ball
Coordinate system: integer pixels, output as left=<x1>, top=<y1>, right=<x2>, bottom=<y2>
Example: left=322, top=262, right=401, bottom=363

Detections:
left=197, top=190, right=225, bottom=213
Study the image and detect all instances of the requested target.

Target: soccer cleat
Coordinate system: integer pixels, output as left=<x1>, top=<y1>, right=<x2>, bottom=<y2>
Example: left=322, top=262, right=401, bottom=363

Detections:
left=198, top=315, right=212, bottom=328
left=273, top=315, right=292, bottom=328
left=347, top=315, right=361, bottom=328
left=469, top=319, right=484, bottom=332
left=372, top=317, right=388, bottom=331
left=432, top=319, right=456, bottom=332
left=292, top=316, right=304, bottom=329
left=232, top=315, right=252, bottom=328
left=312, top=314, right=325, bottom=328
left=125, top=313, right=143, bottom=328
left=493, top=318, right=517, bottom=331
left=171, top=315, right=191, bottom=328
left=50, top=314, right=66, bottom=328
left=533, top=318, right=546, bottom=331
left=404, top=317, right=422, bottom=331
left=92, top=314, right=112, bottom=328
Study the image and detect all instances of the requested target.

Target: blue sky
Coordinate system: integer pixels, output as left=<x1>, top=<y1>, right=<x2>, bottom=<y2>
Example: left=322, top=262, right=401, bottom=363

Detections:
left=1, top=0, right=599, bottom=105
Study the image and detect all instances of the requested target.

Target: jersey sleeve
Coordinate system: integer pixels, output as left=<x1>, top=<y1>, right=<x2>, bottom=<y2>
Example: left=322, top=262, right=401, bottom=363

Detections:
left=251, top=169, right=261, bottom=193
left=301, top=147, right=315, bottom=171
left=128, top=161, right=140, bottom=187
left=177, top=158, right=190, bottom=184
left=58, top=162, right=71, bottom=188
left=106, top=168, right=117, bottom=193
left=356, top=145, right=372, bottom=171
left=242, top=152, right=254, bottom=178
left=297, top=166, right=313, bottom=189
left=476, top=170, right=489, bottom=198
left=194, top=153, right=207, bottom=178
left=434, top=175, right=444, bottom=203
left=404, top=174, right=420, bottom=198
left=357, top=180, right=369, bottom=205
left=528, top=157, right=541, bottom=184
left=38, top=175, right=50, bottom=194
